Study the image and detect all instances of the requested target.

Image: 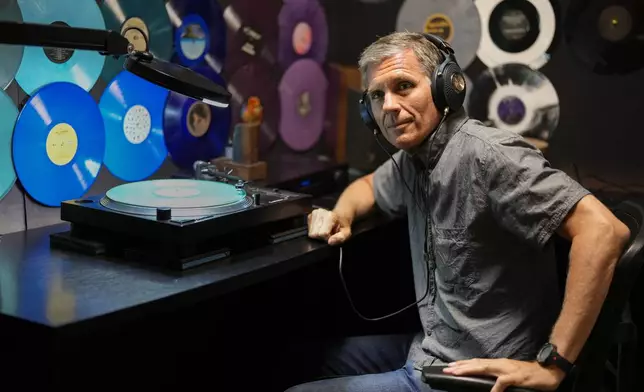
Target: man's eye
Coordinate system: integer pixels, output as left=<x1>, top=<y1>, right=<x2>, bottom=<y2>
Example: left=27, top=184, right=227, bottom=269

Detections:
left=399, top=82, right=413, bottom=90
left=370, top=91, right=383, bottom=100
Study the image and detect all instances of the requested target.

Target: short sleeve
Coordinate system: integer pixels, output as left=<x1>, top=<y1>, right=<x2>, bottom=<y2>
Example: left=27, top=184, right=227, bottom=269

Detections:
left=372, top=150, right=408, bottom=218
left=483, top=136, right=591, bottom=248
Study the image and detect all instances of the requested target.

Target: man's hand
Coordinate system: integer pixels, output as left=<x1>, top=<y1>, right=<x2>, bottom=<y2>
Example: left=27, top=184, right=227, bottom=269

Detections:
left=307, top=208, right=352, bottom=246
left=442, top=358, right=565, bottom=392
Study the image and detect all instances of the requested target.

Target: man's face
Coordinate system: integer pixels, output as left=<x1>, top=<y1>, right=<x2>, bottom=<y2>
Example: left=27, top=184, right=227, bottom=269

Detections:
left=365, top=49, right=440, bottom=151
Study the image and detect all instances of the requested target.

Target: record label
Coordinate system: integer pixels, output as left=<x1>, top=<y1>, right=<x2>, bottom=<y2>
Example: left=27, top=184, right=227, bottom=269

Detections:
left=468, top=63, right=559, bottom=141
left=0, top=0, right=23, bottom=90
left=228, top=60, right=280, bottom=154
left=563, top=0, right=644, bottom=75
left=475, top=0, right=556, bottom=69
left=278, top=0, right=328, bottom=70
left=0, top=89, right=18, bottom=201
left=15, top=0, right=106, bottom=95
left=166, top=0, right=227, bottom=72
left=397, top=0, right=481, bottom=69
left=278, top=58, right=328, bottom=152
left=12, top=82, right=104, bottom=207
left=164, top=67, right=232, bottom=169
left=223, top=0, right=281, bottom=74
left=45, top=123, right=77, bottom=166
left=100, top=0, right=173, bottom=83
left=99, top=70, right=169, bottom=182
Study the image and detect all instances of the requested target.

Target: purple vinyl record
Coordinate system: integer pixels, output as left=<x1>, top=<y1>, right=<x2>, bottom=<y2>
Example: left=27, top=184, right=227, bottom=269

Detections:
left=278, top=58, right=328, bottom=152
left=228, top=60, right=280, bottom=154
left=163, top=67, right=232, bottom=169
left=278, top=0, right=328, bottom=70
left=223, top=0, right=281, bottom=76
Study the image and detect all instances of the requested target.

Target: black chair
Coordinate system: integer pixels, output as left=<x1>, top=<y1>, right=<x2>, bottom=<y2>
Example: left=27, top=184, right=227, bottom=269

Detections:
left=422, top=200, right=644, bottom=392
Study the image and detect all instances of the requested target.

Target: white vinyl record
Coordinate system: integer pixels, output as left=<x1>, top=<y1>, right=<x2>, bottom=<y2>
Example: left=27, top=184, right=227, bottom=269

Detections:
left=475, top=0, right=556, bottom=69
left=396, top=0, right=481, bottom=69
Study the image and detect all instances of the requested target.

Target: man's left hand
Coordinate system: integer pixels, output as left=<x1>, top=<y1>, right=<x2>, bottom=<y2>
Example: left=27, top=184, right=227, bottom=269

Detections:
left=442, top=358, right=565, bottom=392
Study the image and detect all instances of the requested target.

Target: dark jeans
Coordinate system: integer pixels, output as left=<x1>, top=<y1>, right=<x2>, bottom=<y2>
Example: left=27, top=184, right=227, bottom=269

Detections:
left=284, top=334, right=443, bottom=392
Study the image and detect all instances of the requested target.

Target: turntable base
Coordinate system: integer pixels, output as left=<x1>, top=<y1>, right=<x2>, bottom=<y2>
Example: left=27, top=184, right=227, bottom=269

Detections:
left=50, top=179, right=313, bottom=270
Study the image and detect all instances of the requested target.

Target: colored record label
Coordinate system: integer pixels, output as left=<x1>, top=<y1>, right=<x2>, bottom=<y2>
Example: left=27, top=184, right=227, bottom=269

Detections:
left=12, top=82, right=105, bottom=207
left=177, top=14, right=209, bottom=61
left=45, top=123, right=77, bottom=166
left=186, top=102, right=212, bottom=137
left=278, top=0, right=328, bottom=70
left=99, top=70, right=168, bottom=182
left=121, top=17, right=149, bottom=52
left=397, top=0, right=481, bottom=69
left=15, top=0, right=106, bottom=95
left=0, top=90, right=18, bottom=201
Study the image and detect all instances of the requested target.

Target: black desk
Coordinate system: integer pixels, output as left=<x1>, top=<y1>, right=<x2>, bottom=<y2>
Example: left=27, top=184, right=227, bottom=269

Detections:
left=0, top=211, right=411, bottom=389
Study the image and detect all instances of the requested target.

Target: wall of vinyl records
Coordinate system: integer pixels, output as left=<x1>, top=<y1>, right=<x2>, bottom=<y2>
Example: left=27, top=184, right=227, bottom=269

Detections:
left=0, top=0, right=643, bottom=234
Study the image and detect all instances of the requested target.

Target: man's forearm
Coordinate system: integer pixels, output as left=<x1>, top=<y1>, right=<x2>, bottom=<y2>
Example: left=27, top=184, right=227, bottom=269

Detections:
left=549, top=225, right=628, bottom=363
left=332, top=174, right=376, bottom=225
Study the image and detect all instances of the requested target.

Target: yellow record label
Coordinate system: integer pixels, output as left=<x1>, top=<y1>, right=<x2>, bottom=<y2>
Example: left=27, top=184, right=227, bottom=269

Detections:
left=122, top=17, right=149, bottom=52
left=424, top=13, right=453, bottom=42
left=46, top=123, right=78, bottom=166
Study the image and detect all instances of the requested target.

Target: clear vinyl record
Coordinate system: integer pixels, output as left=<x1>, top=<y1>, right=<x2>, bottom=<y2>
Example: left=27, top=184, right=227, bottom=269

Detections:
left=468, top=63, right=559, bottom=141
left=15, top=0, right=106, bottom=95
left=475, top=0, right=557, bottom=69
left=0, top=89, right=18, bottom=201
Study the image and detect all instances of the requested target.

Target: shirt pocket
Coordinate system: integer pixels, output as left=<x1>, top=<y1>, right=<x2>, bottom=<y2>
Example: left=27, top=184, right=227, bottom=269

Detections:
left=432, top=227, right=481, bottom=300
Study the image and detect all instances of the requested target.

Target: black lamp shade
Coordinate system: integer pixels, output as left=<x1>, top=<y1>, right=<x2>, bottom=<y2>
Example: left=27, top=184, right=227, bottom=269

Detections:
left=125, top=52, right=232, bottom=108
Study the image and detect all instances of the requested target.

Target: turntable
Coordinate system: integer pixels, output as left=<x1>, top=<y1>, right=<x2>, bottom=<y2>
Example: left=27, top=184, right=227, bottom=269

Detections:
left=50, top=165, right=312, bottom=270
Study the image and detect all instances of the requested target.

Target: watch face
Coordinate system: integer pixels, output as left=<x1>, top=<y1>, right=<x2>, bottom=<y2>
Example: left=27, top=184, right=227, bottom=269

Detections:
left=537, top=343, right=553, bottom=363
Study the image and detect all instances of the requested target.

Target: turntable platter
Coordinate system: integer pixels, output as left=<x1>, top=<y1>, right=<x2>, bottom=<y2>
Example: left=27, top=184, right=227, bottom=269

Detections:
left=100, top=179, right=253, bottom=218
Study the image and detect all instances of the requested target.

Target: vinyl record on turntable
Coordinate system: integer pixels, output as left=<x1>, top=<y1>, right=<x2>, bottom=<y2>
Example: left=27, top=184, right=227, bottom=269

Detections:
left=99, top=0, right=173, bottom=83
left=468, top=63, right=559, bottom=141
left=228, top=60, right=280, bottom=154
left=164, top=67, right=232, bottom=170
left=278, top=59, right=328, bottom=152
left=396, top=0, right=481, bottom=69
left=12, top=82, right=105, bottom=207
left=475, top=0, right=557, bottom=69
left=101, top=179, right=252, bottom=218
left=278, top=0, right=328, bottom=70
left=165, top=0, right=227, bottom=72
left=0, top=89, right=18, bottom=202
left=14, top=0, right=106, bottom=95
left=222, top=0, right=281, bottom=74
left=0, top=0, right=23, bottom=90
left=564, top=0, right=644, bottom=75
left=99, top=70, right=169, bottom=182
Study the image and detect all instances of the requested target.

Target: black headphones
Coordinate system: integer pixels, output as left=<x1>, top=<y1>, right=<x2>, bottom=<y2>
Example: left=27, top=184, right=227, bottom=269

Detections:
left=358, top=33, right=467, bottom=134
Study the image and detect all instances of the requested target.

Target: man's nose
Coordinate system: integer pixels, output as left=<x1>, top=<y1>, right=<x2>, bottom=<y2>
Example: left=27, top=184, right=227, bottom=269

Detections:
left=382, top=92, right=400, bottom=112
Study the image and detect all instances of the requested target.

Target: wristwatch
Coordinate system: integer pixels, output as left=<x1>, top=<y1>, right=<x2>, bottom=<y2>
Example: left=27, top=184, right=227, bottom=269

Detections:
left=536, top=343, right=574, bottom=375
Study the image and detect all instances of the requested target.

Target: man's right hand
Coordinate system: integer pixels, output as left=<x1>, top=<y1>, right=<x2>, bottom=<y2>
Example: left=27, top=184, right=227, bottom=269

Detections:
left=307, top=208, right=352, bottom=246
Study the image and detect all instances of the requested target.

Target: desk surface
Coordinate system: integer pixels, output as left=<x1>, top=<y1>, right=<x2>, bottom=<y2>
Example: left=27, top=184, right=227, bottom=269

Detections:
left=0, top=212, right=392, bottom=334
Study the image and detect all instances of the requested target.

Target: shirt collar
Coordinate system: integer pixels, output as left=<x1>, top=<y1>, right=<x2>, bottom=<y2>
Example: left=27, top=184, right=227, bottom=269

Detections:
left=406, top=107, right=470, bottom=171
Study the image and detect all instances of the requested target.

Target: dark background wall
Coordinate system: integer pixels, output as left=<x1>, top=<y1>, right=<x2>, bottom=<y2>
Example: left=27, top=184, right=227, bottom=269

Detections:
left=1, top=0, right=643, bottom=235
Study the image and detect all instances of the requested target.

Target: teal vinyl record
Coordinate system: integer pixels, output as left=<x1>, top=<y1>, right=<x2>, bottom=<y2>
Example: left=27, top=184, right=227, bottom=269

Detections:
left=99, top=0, right=173, bottom=83
left=0, top=0, right=23, bottom=90
left=0, top=89, right=18, bottom=201
left=12, top=82, right=105, bottom=207
left=14, top=0, right=106, bottom=95
left=99, top=70, right=169, bottom=182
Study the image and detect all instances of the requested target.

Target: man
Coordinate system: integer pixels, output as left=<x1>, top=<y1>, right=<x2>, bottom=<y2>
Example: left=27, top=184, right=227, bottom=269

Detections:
left=287, top=32, right=630, bottom=392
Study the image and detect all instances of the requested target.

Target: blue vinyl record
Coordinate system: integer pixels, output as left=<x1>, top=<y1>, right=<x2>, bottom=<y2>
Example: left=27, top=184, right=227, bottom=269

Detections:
left=12, top=82, right=105, bottom=207
left=163, top=67, right=231, bottom=169
left=166, top=0, right=227, bottom=71
left=15, top=0, right=106, bottom=95
left=0, top=89, right=18, bottom=201
left=99, top=70, right=169, bottom=181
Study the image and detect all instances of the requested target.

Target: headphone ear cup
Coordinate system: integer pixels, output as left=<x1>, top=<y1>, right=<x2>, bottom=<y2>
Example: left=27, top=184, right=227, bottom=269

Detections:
left=359, top=96, right=380, bottom=134
left=442, top=62, right=466, bottom=112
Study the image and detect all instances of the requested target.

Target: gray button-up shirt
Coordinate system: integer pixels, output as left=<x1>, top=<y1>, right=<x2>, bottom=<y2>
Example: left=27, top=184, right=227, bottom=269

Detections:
left=372, top=108, right=590, bottom=366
